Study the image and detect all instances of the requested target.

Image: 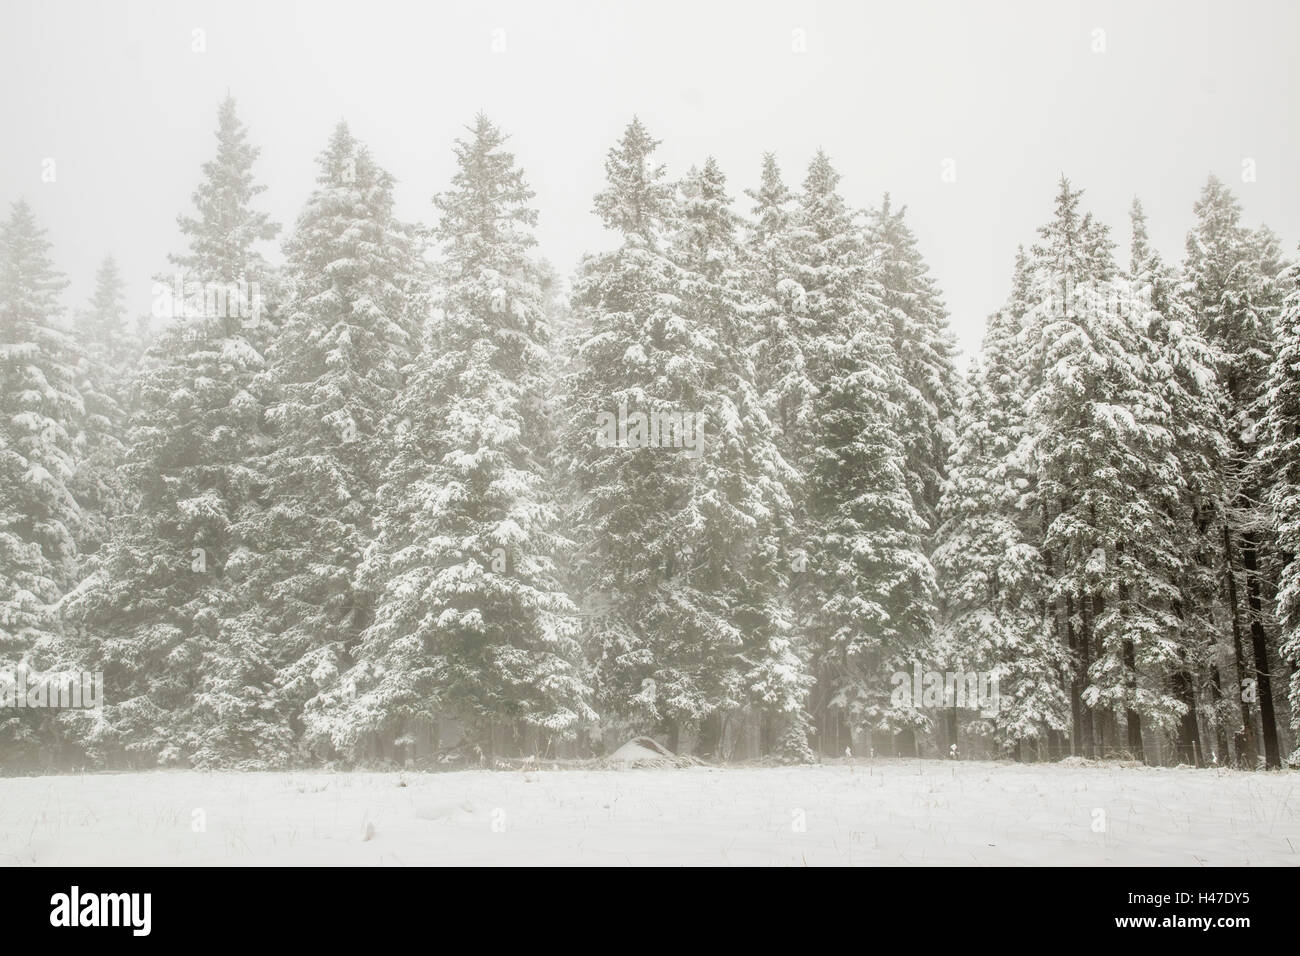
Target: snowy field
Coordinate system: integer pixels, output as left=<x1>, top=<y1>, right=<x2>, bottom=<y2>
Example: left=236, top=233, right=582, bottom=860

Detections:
left=2, top=759, right=1296, bottom=866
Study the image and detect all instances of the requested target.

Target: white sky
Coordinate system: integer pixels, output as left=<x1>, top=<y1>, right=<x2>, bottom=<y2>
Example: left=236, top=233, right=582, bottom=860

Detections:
left=3, top=0, right=1297, bottom=358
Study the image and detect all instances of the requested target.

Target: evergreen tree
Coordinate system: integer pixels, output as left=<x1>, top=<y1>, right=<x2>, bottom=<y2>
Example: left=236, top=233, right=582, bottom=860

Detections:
left=245, top=122, right=425, bottom=759
left=1129, top=198, right=1229, bottom=765
left=0, top=200, right=80, bottom=762
left=65, top=97, right=283, bottom=766
left=865, top=195, right=961, bottom=535
left=741, top=153, right=818, bottom=760
left=563, top=120, right=750, bottom=751
left=1261, top=253, right=1300, bottom=766
left=1021, top=179, right=1210, bottom=760
left=934, top=250, right=1068, bottom=755
left=70, top=256, right=134, bottom=558
left=745, top=153, right=816, bottom=452
left=171, top=97, right=281, bottom=284
left=1182, top=175, right=1285, bottom=767
left=791, top=152, right=933, bottom=750
left=670, top=157, right=805, bottom=759
left=319, top=115, right=592, bottom=759
left=864, top=194, right=965, bottom=751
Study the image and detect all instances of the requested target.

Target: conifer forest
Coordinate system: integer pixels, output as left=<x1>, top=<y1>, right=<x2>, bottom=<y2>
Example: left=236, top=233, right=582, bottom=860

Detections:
left=3, top=2, right=1299, bottom=785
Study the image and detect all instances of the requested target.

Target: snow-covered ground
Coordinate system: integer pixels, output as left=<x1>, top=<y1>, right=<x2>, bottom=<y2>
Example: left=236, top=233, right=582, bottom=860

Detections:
left=2, top=759, right=1295, bottom=866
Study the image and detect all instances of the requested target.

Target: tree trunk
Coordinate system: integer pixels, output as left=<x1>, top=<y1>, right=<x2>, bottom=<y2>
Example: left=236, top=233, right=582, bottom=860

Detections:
left=1241, top=531, right=1281, bottom=769
left=1047, top=729, right=1065, bottom=761
left=810, top=673, right=835, bottom=755
left=1190, top=503, right=1227, bottom=763
left=1169, top=597, right=1203, bottom=766
left=1171, top=664, right=1203, bottom=766
left=1122, top=638, right=1144, bottom=760
left=1110, top=542, right=1144, bottom=761
left=1076, top=592, right=1096, bottom=758
left=1065, top=593, right=1085, bottom=756
left=1222, top=524, right=1258, bottom=767
left=1207, top=661, right=1230, bottom=763
left=696, top=711, right=722, bottom=759
left=759, top=710, right=774, bottom=757
left=896, top=726, right=918, bottom=758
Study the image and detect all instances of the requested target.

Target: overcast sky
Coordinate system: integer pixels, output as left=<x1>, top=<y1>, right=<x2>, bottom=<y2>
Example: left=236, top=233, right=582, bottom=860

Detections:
left=3, top=0, right=1297, bottom=358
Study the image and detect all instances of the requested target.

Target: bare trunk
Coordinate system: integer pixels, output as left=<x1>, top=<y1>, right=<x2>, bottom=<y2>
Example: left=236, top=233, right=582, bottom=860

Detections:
left=1065, top=592, right=1086, bottom=756
left=696, top=711, right=722, bottom=759
left=1241, top=532, right=1281, bottom=769
left=1077, top=592, right=1096, bottom=758
left=1222, top=524, right=1258, bottom=767
left=1122, top=638, right=1144, bottom=760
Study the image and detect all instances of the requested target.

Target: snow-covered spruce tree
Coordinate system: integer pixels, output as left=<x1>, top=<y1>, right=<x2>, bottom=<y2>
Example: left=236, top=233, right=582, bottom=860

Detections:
left=563, top=119, right=740, bottom=752
left=669, top=158, right=806, bottom=761
left=933, top=250, right=1069, bottom=757
left=741, top=153, right=818, bottom=761
left=791, top=151, right=933, bottom=753
left=244, top=122, right=425, bottom=761
left=1128, top=198, right=1231, bottom=765
left=744, top=153, right=817, bottom=456
left=69, top=256, right=135, bottom=559
left=76, top=255, right=138, bottom=380
left=65, top=96, right=284, bottom=767
left=0, top=200, right=81, bottom=764
left=1101, top=201, right=1226, bottom=762
left=1261, top=253, right=1300, bottom=766
left=1023, top=178, right=1190, bottom=760
left=315, top=115, right=592, bottom=761
left=1182, top=175, right=1285, bottom=768
left=864, top=195, right=961, bottom=537
left=865, top=195, right=965, bottom=752
left=1017, top=179, right=1098, bottom=756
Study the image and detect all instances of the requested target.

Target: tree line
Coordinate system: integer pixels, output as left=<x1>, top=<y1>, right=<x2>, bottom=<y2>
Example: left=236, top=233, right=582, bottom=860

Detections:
left=1, top=98, right=1296, bottom=770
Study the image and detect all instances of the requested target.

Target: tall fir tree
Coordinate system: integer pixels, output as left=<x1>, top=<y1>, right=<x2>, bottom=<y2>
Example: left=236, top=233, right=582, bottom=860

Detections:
left=670, top=157, right=805, bottom=760
left=563, top=119, right=751, bottom=751
left=1020, top=178, right=1215, bottom=760
left=70, top=256, right=135, bottom=558
left=318, top=115, right=592, bottom=760
left=865, top=194, right=965, bottom=751
left=65, top=97, right=283, bottom=766
left=745, top=153, right=816, bottom=452
left=1261, top=252, right=1300, bottom=766
left=1128, top=198, right=1229, bottom=765
left=934, top=249, right=1069, bottom=755
left=864, top=195, right=961, bottom=536
left=0, top=200, right=80, bottom=763
left=740, top=153, right=820, bottom=761
left=1182, top=175, right=1285, bottom=767
left=791, top=152, right=933, bottom=752
left=244, top=122, right=425, bottom=760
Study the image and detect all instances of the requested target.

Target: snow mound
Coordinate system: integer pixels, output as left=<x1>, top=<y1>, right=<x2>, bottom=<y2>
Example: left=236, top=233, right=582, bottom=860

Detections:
left=605, top=736, right=692, bottom=768
left=1058, top=755, right=1145, bottom=770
